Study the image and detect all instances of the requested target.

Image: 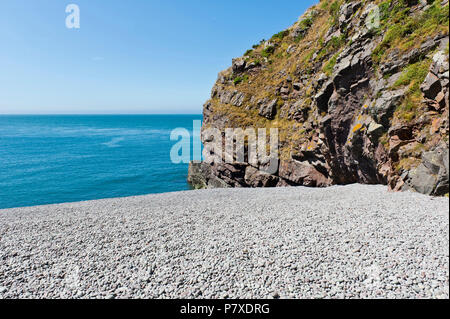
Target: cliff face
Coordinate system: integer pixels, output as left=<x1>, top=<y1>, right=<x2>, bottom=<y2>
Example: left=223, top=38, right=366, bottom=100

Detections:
left=188, top=0, right=449, bottom=196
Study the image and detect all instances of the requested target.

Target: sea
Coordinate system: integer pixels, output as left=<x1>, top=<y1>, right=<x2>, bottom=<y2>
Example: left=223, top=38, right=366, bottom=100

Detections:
left=0, top=115, right=203, bottom=209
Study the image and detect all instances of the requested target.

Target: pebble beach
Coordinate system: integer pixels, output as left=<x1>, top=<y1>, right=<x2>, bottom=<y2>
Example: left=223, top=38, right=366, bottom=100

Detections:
left=0, top=184, right=448, bottom=299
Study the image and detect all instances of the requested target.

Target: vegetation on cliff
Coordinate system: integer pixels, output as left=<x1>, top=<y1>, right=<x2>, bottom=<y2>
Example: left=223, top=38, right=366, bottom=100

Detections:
left=192, top=0, right=449, bottom=196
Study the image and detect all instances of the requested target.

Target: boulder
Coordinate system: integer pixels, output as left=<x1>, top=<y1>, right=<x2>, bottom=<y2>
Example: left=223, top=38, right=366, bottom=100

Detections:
left=187, top=162, right=211, bottom=189
left=258, top=99, right=278, bottom=119
left=338, top=1, right=361, bottom=30
left=244, top=166, right=279, bottom=187
left=278, top=159, right=331, bottom=187
left=230, top=92, right=246, bottom=107
left=207, top=175, right=231, bottom=189
left=219, top=90, right=237, bottom=104
left=367, top=121, right=384, bottom=141
left=407, top=147, right=449, bottom=195
left=420, top=72, right=442, bottom=100
left=371, top=89, right=405, bottom=127
left=232, top=58, right=246, bottom=74
left=280, top=86, right=290, bottom=95
left=431, top=50, right=449, bottom=75
left=282, top=99, right=309, bottom=122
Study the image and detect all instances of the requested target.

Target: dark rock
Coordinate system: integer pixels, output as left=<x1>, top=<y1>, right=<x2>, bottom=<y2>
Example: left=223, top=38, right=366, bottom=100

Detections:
left=259, top=99, right=278, bottom=119
left=230, top=92, right=246, bottom=107
left=421, top=72, right=442, bottom=100
left=232, top=58, right=246, bottom=74
left=208, top=175, right=231, bottom=188
left=219, top=90, right=237, bottom=104
left=187, top=162, right=211, bottom=189
left=388, top=124, right=413, bottom=140
left=244, top=166, right=279, bottom=187
left=245, top=62, right=259, bottom=71
left=338, top=2, right=361, bottom=31
left=280, top=99, right=310, bottom=122
left=279, top=159, right=331, bottom=187
left=315, top=80, right=334, bottom=113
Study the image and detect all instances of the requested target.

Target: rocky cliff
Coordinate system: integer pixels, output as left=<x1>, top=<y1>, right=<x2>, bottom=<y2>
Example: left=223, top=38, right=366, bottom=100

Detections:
left=188, top=0, right=449, bottom=196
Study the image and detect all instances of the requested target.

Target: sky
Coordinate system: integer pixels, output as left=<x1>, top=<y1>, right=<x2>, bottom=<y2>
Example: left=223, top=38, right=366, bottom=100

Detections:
left=0, top=0, right=316, bottom=114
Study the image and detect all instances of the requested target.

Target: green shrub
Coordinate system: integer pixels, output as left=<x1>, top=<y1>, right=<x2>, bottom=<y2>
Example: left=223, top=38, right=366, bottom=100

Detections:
left=298, top=16, right=314, bottom=30
left=244, top=49, right=253, bottom=56
left=328, top=35, right=345, bottom=50
left=294, top=34, right=305, bottom=43
left=233, top=74, right=249, bottom=85
left=233, top=77, right=243, bottom=85
left=314, top=34, right=345, bottom=62
left=253, top=59, right=262, bottom=66
left=261, top=46, right=275, bottom=58
left=378, top=0, right=392, bottom=22
left=271, top=30, right=289, bottom=41
left=372, top=0, right=449, bottom=64
left=393, top=59, right=431, bottom=94
left=423, top=0, right=449, bottom=25
left=394, top=59, right=433, bottom=122
left=329, top=1, right=341, bottom=26
left=323, top=53, right=339, bottom=75
left=320, top=1, right=330, bottom=10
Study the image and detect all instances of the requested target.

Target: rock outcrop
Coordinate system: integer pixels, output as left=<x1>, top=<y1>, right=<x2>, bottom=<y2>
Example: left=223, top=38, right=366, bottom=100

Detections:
left=189, top=0, right=449, bottom=196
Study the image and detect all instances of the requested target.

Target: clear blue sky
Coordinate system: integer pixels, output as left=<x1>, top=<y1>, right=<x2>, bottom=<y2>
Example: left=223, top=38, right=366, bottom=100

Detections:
left=0, top=0, right=316, bottom=114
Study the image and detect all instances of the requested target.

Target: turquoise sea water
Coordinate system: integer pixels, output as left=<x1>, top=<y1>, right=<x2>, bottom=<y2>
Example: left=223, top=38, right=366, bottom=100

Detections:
left=0, top=115, right=202, bottom=209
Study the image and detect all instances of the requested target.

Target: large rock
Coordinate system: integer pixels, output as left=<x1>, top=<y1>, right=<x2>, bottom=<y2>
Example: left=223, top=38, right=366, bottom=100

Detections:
left=187, top=162, right=211, bottom=189
left=279, top=159, right=331, bottom=187
left=367, top=121, right=384, bottom=141
left=244, top=166, right=279, bottom=187
left=258, top=98, right=278, bottom=119
left=406, top=147, right=449, bottom=196
left=371, top=89, right=405, bottom=127
left=421, top=72, right=442, bottom=100
left=188, top=162, right=233, bottom=189
left=339, top=2, right=361, bottom=30
left=431, top=50, right=449, bottom=75
left=280, top=99, right=309, bottom=122
left=381, top=37, right=440, bottom=75
left=232, top=58, right=246, bottom=74
left=230, top=92, right=246, bottom=107
left=219, top=89, right=237, bottom=104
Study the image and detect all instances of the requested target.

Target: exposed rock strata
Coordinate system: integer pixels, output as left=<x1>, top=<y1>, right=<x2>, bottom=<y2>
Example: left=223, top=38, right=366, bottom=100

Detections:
left=189, top=0, right=449, bottom=196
